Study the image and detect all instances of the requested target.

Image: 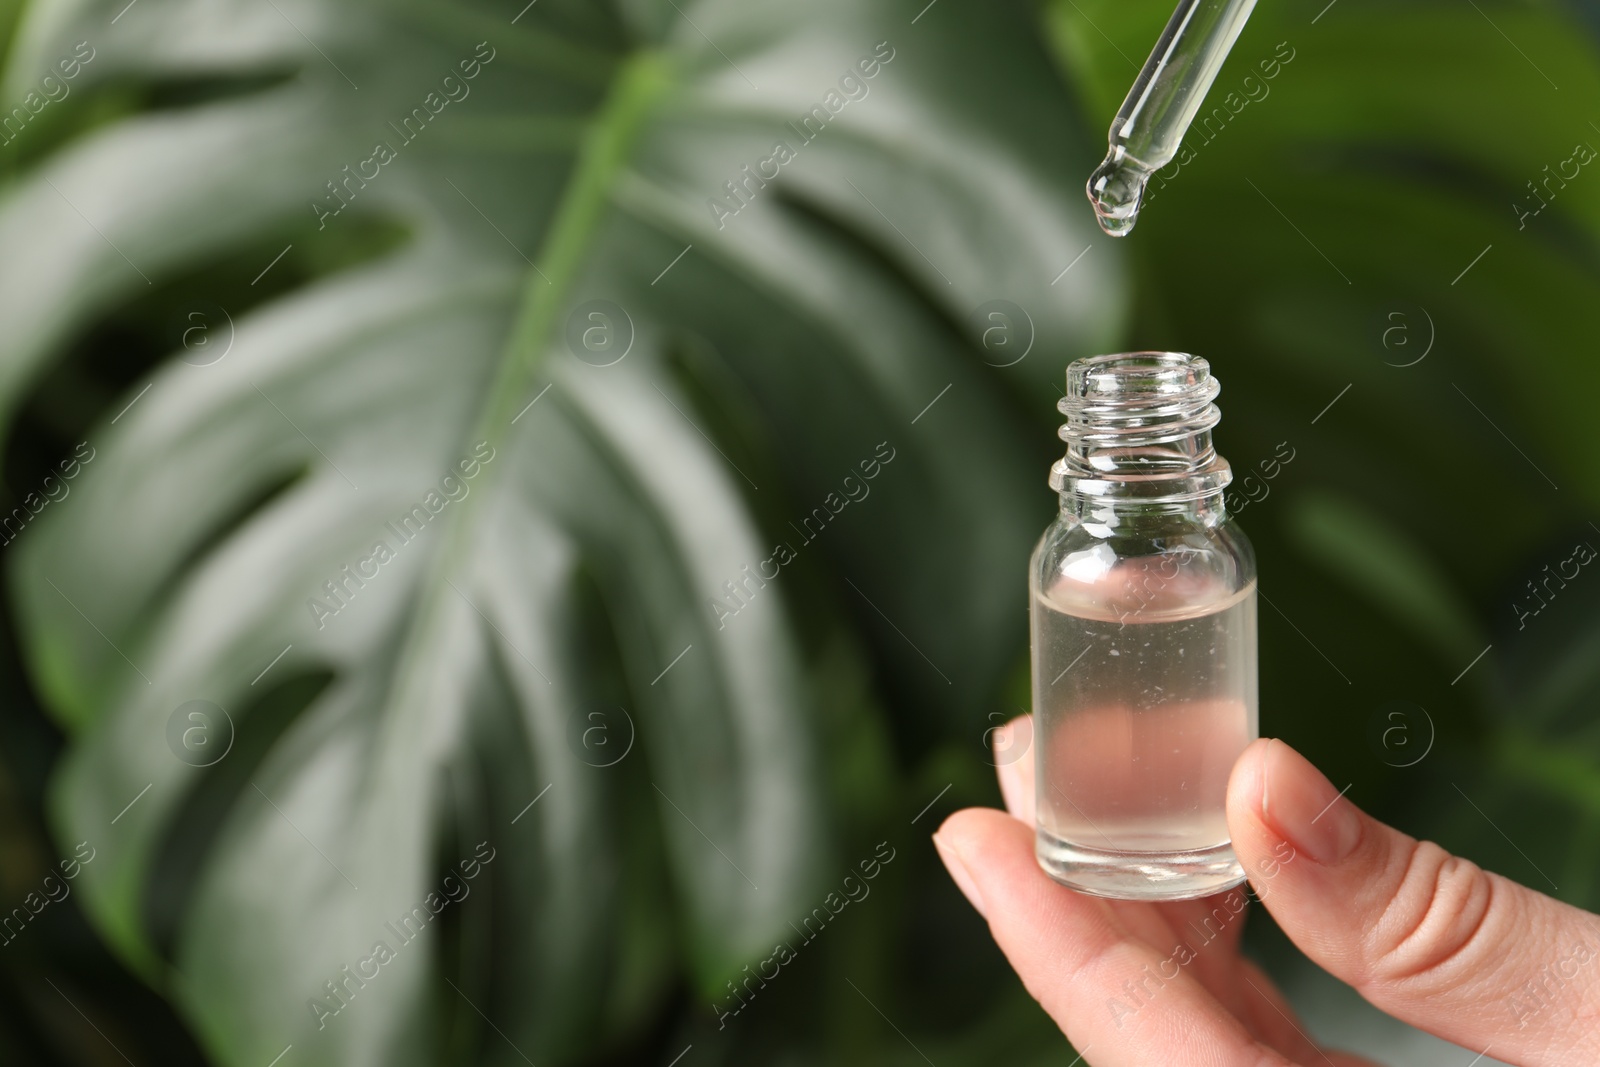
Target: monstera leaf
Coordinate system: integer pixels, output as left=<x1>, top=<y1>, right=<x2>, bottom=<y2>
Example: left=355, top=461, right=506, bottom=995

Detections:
left=1, top=0, right=1116, bottom=1063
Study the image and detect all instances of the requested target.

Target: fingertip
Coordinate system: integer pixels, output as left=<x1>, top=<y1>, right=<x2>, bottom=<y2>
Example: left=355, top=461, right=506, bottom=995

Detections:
left=932, top=820, right=987, bottom=920
left=1226, top=738, right=1275, bottom=858
left=932, top=806, right=980, bottom=844
left=992, top=714, right=1036, bottom=827
left=1227, top=738, right=1316, bottom=908
left=935, top=807, right=1035, bottom=922
left=1261, top=739, right=1362, bottom=865
left=934, top=808, right=1040, bottom=898
left=934, top=806, right=1027, bottom=859
left=1227, top=736, right=1274, bottom=822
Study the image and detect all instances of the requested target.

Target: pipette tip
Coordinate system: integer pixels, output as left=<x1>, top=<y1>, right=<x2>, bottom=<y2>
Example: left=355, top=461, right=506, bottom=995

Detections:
left=1086, top=152, right=1151, bottom=238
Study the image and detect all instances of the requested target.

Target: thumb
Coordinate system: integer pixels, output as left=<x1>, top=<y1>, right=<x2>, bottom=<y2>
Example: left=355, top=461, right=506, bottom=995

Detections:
left=1227, top=738, right=1600, bottom=1065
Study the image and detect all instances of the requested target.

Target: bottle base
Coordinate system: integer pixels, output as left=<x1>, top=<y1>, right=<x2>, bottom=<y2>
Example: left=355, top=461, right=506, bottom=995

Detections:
left=1035, top=831, right=1247, bottom=901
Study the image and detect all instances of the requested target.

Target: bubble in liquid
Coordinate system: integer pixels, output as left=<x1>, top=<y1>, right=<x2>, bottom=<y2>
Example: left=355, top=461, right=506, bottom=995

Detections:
left=1086, top=153, right=1153, bottom=238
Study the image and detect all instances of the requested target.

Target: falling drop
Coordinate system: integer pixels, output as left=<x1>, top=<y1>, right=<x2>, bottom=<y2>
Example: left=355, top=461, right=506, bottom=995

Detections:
left=1087, top=152, right=1155, bottom=238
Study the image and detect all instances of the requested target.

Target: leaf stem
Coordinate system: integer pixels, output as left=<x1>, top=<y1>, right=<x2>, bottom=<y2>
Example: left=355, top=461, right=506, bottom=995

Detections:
left=480, top=49, right=669, bottom=438
left=409, top=51, right=670, bottom=619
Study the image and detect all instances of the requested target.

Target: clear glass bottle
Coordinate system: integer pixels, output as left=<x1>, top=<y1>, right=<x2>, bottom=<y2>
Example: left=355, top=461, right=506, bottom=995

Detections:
left=1031, top=352, right=1257, bottom=900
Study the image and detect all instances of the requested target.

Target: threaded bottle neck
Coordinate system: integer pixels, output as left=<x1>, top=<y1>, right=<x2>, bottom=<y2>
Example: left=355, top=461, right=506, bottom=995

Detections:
left=1051, top=352, right=1233, bottom=517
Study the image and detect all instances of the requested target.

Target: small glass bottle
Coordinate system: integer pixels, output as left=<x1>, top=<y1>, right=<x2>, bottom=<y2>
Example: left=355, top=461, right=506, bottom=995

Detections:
left=1031, top=352, right=1257, bottom=900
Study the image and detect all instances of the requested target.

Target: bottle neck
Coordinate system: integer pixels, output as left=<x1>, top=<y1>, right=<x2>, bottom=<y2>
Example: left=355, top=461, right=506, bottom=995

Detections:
left=1057, top=487, right=1228, bottom=532
left=1050, top=351, right=1233, bottom=535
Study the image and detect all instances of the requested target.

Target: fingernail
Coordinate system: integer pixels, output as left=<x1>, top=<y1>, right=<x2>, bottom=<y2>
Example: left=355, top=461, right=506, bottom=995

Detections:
left=932, top=831, right=987, bottom=919
left=1261, top=739, right=1362, bottom=866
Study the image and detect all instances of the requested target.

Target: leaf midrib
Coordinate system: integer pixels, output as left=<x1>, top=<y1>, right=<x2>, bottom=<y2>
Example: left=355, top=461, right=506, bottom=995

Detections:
left=356, top=51, right=673, bottom=787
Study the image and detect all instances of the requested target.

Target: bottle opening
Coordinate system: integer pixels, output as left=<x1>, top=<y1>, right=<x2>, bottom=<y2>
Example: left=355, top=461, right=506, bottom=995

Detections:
left=1052, top=352, right=1232, bottom=502
left=1065, top=351, right=1217, bottom=408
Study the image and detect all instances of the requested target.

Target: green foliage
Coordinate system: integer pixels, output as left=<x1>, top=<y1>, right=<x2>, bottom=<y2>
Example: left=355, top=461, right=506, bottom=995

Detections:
left=0, top=0, right=1114, bottom=1063
left=1283, top=488, right=1480, bottom=664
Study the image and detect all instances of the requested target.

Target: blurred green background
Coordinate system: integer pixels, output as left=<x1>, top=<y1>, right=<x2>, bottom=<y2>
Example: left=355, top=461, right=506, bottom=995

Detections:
left=0, top=0, right=1596, bottom=1063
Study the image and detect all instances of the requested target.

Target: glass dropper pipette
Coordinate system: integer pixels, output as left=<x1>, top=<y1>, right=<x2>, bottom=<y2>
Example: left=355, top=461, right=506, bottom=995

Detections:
left=1086, top=0, right=1258, bottom=236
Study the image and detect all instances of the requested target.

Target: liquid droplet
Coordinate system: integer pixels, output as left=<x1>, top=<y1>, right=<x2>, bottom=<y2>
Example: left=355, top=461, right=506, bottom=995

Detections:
left=1086, top=152, right=1154, bottom=238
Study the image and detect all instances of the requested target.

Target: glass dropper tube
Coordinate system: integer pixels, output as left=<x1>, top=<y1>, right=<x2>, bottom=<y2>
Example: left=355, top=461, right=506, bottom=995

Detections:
left=1087, top=0, right=1258, bottom=236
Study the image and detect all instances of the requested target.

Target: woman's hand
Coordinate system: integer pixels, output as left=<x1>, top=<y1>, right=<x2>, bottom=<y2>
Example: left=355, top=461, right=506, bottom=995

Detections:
left=933, top=717, right=1600, bottom=1066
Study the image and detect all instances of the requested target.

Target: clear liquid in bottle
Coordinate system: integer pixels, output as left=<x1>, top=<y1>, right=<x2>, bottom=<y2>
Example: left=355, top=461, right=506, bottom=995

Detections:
left=1033, top=561, right=1257, bottom=899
